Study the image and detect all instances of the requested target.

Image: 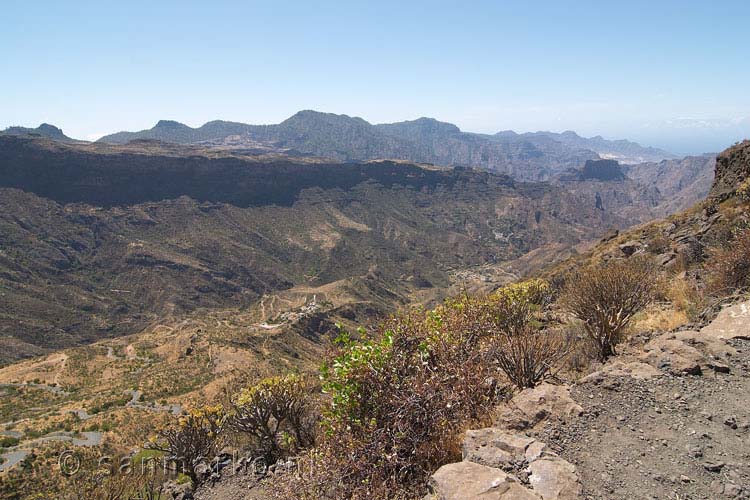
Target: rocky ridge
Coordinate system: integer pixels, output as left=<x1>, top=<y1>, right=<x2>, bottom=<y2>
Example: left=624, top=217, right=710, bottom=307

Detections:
left=711, top=140, right=750, bottom=200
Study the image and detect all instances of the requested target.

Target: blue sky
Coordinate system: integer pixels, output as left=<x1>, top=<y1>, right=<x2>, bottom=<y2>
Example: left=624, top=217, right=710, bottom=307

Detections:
left=2, top=0, right=748, bottom=154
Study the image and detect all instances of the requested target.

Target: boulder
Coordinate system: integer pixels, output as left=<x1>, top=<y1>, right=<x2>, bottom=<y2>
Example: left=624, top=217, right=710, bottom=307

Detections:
left=619, top=240, right=643, bottom=256
left=580, top=360, right=661, bottom=384
left=672, top=330, right=737, bottom=369
left=640, top=335, right=704, bottom=375
left=462, top=428, right=535, bottom=468
left=428, top=461, right=541, bottom=500
left=433, top=429, right=581, bottom=499
left=495, top=383, right=583, bottom=430
left=527, top=457, right=582, bottom=500
left=701, top=300, right=750, bottom=341
left=641, top=327, right=740, bottom=375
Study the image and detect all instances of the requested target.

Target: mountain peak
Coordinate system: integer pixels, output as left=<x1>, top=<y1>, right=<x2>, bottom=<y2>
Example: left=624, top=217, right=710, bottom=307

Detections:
left=1, top=123, right=75, bottom=142
left=376, top=117, right=461, bottom=138
left=405, top=117, right=461, bottom=134
left=281, top=110, right=370, bottom=128
left=154, top=120, right=190, bottom=130
left=560, top=130, right=581, bottom=138
left=495, top=130, right=519, bottom=138
left=37, top=123, right=64, bottom=135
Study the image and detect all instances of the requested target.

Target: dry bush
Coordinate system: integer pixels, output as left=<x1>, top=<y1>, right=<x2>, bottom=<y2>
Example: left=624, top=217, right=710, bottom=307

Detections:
left=230, top=374, right=316, bottom=463
left=667, top=275, right=705, bottom=322
left=561, top=257, right=657, bottom=360
left=492, top=326, right=567, bottom=389
left=149, top=405, right=225, bottom=484
left=61, top=469, right=166, bottom=500
left=707, top=229, right=750, bottom=295
left=487, top=279, right=567, bottom=388
left=648, top=233, right=672, bottom=255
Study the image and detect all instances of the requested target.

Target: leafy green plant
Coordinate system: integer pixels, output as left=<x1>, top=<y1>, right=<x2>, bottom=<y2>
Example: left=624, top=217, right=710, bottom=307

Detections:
left=303, top=293, right=517, bottom=499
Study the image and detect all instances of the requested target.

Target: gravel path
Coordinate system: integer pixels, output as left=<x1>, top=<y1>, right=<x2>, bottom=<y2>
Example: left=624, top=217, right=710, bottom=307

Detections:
left=533, top=338, right=750, bottom=499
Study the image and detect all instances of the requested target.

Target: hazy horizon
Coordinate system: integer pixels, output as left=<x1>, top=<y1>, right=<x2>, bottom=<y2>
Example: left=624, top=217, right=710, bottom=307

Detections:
left=3, top=0, right=749, bottom=155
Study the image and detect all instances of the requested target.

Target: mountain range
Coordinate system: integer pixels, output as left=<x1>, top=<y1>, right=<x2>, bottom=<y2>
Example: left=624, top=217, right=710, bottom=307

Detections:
left=0, top=116, right=743, bottom=499
left=2, top=112, right=692, bottom=186
left=93, top=111, right=677, bottom=180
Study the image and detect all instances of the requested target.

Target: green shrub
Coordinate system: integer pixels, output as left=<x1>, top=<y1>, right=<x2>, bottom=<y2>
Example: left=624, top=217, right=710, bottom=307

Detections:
left=301, top=296, right=510, bottom=498
left=274, top=281, right=572, bottom=498
left=0, top=436, right=19, bottom=448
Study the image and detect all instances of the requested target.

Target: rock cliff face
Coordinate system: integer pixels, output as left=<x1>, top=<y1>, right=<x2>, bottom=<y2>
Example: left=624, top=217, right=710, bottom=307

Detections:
left=623, top=154, right=716, bottom=217
left=710, top=140, right=750, bottom=200
left=580, top=160, right=626, bottom=181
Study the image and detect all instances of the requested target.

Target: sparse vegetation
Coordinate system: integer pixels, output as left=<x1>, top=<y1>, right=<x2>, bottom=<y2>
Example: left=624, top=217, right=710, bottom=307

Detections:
left=149, top=405, right=225, bottom=484
left=492, top=326, right=567, bottom=389
left=280, top=281, right=564, bottom=499
left=666, top=275, right=705, bottom=322
left=230, top=374, right=316, bottom=463
left=561, top=257, right=657, bottom=360
left=707, top=228, right=750, bottom=294
left=486, top=280, right=568, bottom=389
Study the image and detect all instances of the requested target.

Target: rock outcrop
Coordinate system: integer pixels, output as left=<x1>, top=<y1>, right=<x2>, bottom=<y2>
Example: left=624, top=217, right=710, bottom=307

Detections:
left=639, top=300, right=750, bottom=376
left=710, top=140, right=750, bottom=200
left=429, top=429, right=582, bottom=500
left=427, top=384, right=583, bottom=499
left=580, top=159, right=626, bottom=181
left=494, top=383, right=584, bottom=431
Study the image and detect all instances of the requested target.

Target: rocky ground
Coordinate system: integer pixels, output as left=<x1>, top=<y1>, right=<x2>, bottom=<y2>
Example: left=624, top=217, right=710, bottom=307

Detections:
left=536, top=346, right=750, bottom=500
left=425, top=299, right=750, bottom=500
